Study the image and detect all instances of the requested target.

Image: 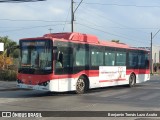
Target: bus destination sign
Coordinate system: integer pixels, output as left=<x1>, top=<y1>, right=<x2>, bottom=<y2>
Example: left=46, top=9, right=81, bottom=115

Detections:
left=22, top=41, right=45, bottom=46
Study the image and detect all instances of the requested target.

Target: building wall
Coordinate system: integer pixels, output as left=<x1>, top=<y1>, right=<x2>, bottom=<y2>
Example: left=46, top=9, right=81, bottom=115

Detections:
left=152, top=45, right=160, bottom=64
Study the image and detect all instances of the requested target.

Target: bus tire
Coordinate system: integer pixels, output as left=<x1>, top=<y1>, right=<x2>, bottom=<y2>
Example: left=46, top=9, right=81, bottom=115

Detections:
left=76, top=76, right=88, bottom=94
left=129, top=73, right=136, bottom=87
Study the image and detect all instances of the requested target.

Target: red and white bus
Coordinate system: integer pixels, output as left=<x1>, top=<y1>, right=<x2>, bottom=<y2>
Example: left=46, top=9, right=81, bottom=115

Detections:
left=17, top=32, right=150, bottom=94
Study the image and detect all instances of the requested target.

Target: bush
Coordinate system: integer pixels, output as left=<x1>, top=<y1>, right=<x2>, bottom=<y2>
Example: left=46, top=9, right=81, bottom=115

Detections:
left=0, top=69, right=17, bottom=81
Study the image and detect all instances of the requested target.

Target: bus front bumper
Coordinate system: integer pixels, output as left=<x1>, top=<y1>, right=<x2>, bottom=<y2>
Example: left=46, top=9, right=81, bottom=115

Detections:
left=17, top=83, right=49, bottom=91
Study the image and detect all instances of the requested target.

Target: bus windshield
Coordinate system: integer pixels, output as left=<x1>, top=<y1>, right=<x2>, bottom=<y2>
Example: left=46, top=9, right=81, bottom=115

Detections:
left=19, top=40, right=53, bottom=74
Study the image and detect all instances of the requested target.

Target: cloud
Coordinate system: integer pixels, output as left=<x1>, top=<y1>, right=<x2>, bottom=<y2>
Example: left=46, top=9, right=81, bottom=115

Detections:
left=48, top=6, right=64, bottom=15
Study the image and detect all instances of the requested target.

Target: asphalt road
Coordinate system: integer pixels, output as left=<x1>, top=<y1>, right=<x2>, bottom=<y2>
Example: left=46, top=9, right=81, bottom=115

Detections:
left=0, top=75, right=160, bottom=120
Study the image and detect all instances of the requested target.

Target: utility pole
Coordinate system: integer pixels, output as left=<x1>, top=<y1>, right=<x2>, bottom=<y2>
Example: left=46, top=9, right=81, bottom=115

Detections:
left=71, top=0, right=74, bottom=32
left=150, top=32, right=153, bottom=74
left=71, top=0, right=84, bottom=32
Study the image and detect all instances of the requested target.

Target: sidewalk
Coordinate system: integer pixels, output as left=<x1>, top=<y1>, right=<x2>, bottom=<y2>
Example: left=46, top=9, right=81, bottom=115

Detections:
left=150, top=74, right=160, bottom=80
left=0, top=81, right=17, bottom=91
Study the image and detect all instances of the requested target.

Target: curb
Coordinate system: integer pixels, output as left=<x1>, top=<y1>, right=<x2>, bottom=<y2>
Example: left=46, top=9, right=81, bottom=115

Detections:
left=0, top=81, right=17, bottom=91
left=0, top=88, right=20, bottom=91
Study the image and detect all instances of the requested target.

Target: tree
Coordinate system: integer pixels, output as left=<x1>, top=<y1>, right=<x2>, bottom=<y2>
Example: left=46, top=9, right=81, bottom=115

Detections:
left=0, top=36, right=18, bottom=69
left=0, top=36, right=17, bottom=51
left=11, top=48, right=19, bottom=58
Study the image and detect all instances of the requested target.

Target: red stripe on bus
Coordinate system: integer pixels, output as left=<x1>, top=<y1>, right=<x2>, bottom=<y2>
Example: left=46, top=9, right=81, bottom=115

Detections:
left=99, top=79, right=126, bottom=83
left=17, top=69, right=149, bottom=85
left=126, top=69, right=150, bottom=75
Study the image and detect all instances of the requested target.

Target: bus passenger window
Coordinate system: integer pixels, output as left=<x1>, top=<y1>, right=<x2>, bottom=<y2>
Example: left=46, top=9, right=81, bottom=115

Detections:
left=56, top=47, right=73, bottom=68
left=75, top=49, right=86, bottom=66
left=91, top=51, right=103, bottom=66
left=138, top=53, right=146, bottom=68
left=129, top=52, right=137, bottom=68
left=116, top=52, right=126, bottom=66
left=145, top=53, right=149, bottom=68
left=56, top=51, right=63, bottom=68
left=105, top=51, right=115, bottom=66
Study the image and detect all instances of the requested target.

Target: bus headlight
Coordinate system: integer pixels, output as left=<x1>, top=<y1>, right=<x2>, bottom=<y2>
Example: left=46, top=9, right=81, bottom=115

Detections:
left=38, top=81, right=50, bottom=86
left=17, top=79, right=23, bottom=84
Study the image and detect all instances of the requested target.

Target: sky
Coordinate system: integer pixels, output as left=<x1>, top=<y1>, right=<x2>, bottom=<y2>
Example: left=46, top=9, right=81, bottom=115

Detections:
left=0, top=0, right=160, bottom=47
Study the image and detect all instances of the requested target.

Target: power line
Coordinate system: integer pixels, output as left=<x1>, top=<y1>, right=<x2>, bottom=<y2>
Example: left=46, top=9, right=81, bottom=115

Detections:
left=0, top=0, right=46, bottom=3
left=76, top=22, right=127, bottom=38
left=75, top=6, right=150, bottom=43
left=76, top=22, right=150, bottom=45
left=77, top=16, right=151, bottom=46
left=77, top=3, right=159, bottom=49
left=78, top=17, right=159, bottom=31
left=74, top=0, right=84, bottom=13
left=81, top=2, right=160, bottom=8
left=78, top=6, right=128, bottom=28
left=75, top=9, right=149, bottom=39
left=1, top=17, right=155, bottom=33
left=152, top=29, right=160, bottom=39
left=0, top=19, right=69, bottom=23
left=62, top=5, right=71, bottom=32
left=0, top=24, right=68, bottom=33
left=77, top=6, right=150, bottom=35
left=77, top=17, right=149, bottom=42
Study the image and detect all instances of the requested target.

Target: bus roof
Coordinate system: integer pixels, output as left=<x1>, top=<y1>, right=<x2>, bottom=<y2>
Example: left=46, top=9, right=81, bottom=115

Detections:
left=44, top=32, right=99, bottom=43
left=43, top=32, right=132, bottom=48
left=21, top=32, right=148, bottom=51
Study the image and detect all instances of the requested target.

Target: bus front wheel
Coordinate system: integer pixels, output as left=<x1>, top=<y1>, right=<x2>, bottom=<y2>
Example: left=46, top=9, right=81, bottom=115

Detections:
left=129, top=73, right=136, bottom=87
left=76, top=76, right=88, bottom=94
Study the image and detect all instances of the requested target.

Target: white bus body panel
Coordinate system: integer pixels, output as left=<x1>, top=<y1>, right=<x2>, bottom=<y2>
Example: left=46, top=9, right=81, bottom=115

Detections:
left=17, top=73, right=150, bottom=92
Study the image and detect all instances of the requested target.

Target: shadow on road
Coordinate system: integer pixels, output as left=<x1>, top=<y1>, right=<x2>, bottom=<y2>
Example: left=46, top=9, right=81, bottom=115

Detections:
left=0, top=83, right=146, bottom=98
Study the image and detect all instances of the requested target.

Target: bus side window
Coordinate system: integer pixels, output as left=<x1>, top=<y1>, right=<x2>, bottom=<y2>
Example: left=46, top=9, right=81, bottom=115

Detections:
left=56, top=47, right=73, bottom=68
left=105, top=51, right=115, bottom=66
left=91, top=51, right=103, bottom=66
left=116, top=52, right=126, bottom=66
left=75, top=49, right=86, bottom=66
left=128, top=52, right=137, bottom=68
left=145, top=53, right=149, bottom=69
left=56, top=51, right=63, bottom=68
left=138, top=53, right=145, bottom=68
left=145, top=59, right=149, bottom=68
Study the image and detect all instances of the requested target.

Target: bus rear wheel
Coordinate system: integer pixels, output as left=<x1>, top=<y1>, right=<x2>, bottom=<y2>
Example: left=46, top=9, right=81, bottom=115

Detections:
left=76, top=76, right=88, bottom=94
left=129, top=73, right=136, bottom=87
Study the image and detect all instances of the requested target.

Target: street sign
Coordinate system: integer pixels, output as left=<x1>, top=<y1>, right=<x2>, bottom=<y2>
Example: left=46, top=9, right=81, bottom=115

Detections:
left=0, top=43, right=4, bottom=51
